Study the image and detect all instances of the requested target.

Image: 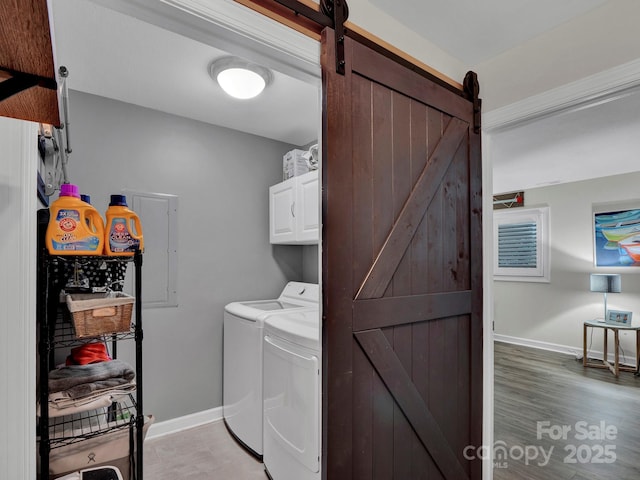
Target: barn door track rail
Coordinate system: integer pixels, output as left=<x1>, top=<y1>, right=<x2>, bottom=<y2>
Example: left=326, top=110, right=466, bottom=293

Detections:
left=263, top=0, right=470, bottom=99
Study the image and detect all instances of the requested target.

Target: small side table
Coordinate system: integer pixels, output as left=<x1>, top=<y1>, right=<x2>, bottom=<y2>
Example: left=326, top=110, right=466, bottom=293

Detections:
left=583, top=320, right=640, bottom=377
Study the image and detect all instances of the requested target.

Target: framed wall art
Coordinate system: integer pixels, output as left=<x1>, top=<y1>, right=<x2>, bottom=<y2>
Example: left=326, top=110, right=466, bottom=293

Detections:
left=594, top=207, right=640, bottom=267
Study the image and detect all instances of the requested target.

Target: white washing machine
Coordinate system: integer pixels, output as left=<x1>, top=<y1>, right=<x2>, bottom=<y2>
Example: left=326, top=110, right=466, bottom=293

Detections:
left=263, top=309, right=320, bottom=480
left=223, top=282, right=318, bottom=458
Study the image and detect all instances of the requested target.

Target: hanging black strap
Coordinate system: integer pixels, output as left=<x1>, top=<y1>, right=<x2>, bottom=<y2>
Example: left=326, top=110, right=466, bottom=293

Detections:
left=129, top=416, right=136, bottom=480
left=321, top=0, right=350, bottom=74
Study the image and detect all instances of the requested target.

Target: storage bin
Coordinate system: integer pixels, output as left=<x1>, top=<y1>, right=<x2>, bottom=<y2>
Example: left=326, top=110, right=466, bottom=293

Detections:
left=66, top=292, right=134, bottom=337
left=45, top=414, right=154, bottom=480
left=283, top=149, right=309, bottom=180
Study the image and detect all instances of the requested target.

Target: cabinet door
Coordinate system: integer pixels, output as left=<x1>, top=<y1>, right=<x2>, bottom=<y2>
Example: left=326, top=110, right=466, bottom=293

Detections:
left=295, top=171, right=319, bottom=244
left=269, top=177, right=296, bottom=244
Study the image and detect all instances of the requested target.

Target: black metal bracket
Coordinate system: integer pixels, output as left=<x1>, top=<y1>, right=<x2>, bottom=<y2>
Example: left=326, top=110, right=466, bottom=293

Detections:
left=0, top=67, right=57, bottom=102
left=321, top=0, right=350, bottom=75
left=273, top=0, right=332, bottom=27
left=463, top=71, right=481, bottom=134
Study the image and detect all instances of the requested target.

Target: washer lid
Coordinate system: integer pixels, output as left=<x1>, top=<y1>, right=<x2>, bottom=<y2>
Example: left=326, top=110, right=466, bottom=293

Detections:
left=224, top=298, right=306, bottom=319
left=264, top=310, right=320, bottom=350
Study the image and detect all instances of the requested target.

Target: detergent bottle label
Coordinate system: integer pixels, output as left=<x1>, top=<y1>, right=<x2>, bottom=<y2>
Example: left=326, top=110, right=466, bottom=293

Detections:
left=50, top=208, right=101, bottom=252
left=109, top=218, right=140, bottom=253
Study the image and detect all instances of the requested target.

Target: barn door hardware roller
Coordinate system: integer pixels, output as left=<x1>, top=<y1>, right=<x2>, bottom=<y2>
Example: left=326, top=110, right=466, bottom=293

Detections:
left=463, top=71, right=481, bottom=133
left=269, top=1, right=348, bottom=73
left=321, top=0, right=350, bottom=75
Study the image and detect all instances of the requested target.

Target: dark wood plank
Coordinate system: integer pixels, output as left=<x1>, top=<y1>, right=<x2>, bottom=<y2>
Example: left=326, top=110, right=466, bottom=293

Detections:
left=410, top=101, right=429, bottom=295
left=0, top=0, right=55, bottom=76
left=352, top=339, right=373, bottom=480
left=371, top=81, right=394, bottom=299
left=455, top=316, right=472, bottom=471
left=351, top=74, right=374, bottom=297
left=393, top=323, right=413, bottom=480
left=411, top=321, right=435, bottom=479
left=455, top=135, right=471, bottom=291
left=468, top=127, right=483, bottom=480
left=0, top=85, right=59, bottom=125
left=427, top=317, right=447, bottom=468
left=353, top=291, right=472, bottom=331
left=0, top=0, right=59, bottom=125
left=391, top=91, right=412, bottom=298
left=321, top=28, right=354, bottom=480
left=443, top=135, right=466, bottom=290
left=351, top=39, right=473, bottom=123
left=356, top=117, right=468, bottom=300
left=425, top=108, right=445, bottom=296
left=355, top=329, right=469, bottom=479
left=372, top=361, right=394, bottom=480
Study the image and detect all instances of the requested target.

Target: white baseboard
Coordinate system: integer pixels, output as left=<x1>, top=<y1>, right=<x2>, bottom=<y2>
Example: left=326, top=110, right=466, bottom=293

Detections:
left=494, top=333, right=636, bottom=367
left=147, top=407, right=223, bottom=440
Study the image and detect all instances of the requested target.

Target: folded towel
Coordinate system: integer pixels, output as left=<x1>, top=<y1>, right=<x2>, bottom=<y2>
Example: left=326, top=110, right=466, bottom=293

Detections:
left=49, top=383, right=136, bottom=409
left=37, top=384, right=136, bottom=417
left=49, top=359, right=135, bottom=399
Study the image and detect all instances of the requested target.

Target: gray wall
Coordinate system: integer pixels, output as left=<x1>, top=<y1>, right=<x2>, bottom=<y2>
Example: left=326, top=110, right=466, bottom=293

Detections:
left=67, top=90, right=306, bottom=421
left=494, top=171, right=640, bottom=357
left=302, top=245, right=319, bottom=283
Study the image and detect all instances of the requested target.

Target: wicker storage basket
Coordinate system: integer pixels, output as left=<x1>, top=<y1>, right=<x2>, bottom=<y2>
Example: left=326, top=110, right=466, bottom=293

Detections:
left=66, top=292, right=134, bottom=337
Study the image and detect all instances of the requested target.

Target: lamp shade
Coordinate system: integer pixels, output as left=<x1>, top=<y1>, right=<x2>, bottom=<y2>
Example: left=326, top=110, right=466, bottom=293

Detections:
left=590, top=273, right=621, bottom=293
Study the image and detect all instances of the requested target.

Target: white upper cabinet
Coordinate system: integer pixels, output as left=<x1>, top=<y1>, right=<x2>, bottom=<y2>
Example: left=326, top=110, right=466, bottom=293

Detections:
left=269, top=170, right=319, bottom=245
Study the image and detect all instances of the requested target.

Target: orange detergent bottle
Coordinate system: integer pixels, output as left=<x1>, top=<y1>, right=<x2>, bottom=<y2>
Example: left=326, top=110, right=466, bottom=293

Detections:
left=104, top=195, right=144, bottom=256
left=46, top=184, right=105, bottom=255
left=80, top=194, right=105, bottom=233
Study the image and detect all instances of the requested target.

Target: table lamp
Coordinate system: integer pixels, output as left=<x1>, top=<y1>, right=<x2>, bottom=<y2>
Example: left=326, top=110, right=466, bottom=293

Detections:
left=590, top=273, right=621, bottom=320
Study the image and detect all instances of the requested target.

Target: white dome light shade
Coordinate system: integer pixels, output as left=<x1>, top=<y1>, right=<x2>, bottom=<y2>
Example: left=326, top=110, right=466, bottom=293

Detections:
left=209, top=57, right=273, bottom=100
left=217, top=68, right=266, bottom=99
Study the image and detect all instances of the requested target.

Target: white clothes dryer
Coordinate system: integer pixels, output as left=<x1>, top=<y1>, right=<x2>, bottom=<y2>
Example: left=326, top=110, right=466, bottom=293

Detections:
left=223, top=282, right=318, bottom=458
left=263, top=309, right=320, bottom=480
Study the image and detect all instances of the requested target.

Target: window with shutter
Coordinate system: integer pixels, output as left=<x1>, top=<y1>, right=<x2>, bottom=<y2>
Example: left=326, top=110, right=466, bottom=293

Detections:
left=494, top=207, right=550, bottom=282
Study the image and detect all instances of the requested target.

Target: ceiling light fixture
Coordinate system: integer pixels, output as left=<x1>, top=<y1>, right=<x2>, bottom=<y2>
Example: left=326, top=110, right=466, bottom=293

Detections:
left=209, top=57, right=273, bottom=100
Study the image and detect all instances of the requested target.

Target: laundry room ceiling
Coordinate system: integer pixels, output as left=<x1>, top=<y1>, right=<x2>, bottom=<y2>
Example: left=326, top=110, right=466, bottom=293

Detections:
left=50, top=0, right=320, bottom=147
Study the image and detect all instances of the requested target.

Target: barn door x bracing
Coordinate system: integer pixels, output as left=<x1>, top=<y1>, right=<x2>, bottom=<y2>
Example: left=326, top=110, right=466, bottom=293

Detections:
left=322, top=29, right=483, bottom=480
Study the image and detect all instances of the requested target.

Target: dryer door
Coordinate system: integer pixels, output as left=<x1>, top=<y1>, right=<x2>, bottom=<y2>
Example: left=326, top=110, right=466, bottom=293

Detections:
left=264, top=334, right=320, bottom=474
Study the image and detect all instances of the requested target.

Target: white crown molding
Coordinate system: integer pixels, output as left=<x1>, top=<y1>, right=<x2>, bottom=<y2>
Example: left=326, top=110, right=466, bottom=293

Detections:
left=88, top=0, right=320, bottom=82
left=162, top=0, right=319, bottom=66
left=483, top=57, right=640, bottom=132
left=161, top=0, right=321, bottom=80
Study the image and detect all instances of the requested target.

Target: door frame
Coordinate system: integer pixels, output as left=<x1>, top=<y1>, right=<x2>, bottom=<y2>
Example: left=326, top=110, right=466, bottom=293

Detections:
left=481, top=56, right=640, bottom=480
left=1, top=118, right=38, bottom=480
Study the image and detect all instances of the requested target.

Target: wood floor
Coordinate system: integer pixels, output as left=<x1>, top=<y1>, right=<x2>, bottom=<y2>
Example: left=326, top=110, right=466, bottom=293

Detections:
left=494, top=341, right=640, bottom=480
left=144, top=342, right=640, bottom=479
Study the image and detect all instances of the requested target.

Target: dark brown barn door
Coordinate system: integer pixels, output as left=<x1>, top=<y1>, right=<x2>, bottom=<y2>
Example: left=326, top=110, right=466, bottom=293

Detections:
left=321, top=29, right=483, bottom=480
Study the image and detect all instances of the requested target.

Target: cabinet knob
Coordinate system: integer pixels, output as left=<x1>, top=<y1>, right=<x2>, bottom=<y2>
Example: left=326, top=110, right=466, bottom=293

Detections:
left=291, top=202, right=296, bottom=218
